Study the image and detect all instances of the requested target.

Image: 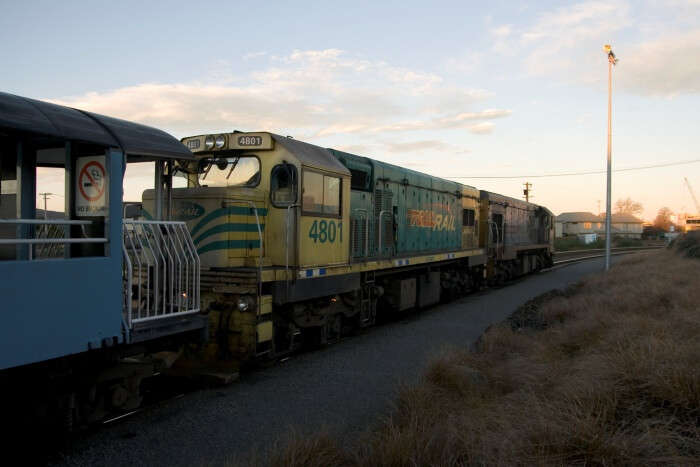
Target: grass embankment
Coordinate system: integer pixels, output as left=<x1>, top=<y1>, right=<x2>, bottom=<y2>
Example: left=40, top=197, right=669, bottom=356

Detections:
left=255, top=233, right=700, bottom=466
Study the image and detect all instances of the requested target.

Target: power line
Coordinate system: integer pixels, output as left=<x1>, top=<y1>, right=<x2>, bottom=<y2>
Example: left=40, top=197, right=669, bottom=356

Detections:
left=444, top=158, right=700, bottom=179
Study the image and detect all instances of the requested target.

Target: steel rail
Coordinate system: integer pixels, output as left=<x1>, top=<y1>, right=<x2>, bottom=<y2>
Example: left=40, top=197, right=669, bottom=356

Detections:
left=551, top=246, right=662, bottom=266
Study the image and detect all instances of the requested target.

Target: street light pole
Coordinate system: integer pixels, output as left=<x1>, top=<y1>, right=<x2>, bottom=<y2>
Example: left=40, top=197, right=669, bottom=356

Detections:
left=604, top=44, right=617, bottom=271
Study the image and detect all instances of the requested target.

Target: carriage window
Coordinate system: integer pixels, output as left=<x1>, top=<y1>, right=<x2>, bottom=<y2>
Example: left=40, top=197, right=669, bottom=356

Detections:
left=302, top=170, right=341, bottom=216
left=196, top=156, right=260, bottom=188
left=270, top=164, right=298, bottom=207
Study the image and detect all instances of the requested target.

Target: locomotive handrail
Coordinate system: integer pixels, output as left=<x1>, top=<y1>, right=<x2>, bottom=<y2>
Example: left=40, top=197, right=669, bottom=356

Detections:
left=247, top=201, right=264, bottom=315
left=226, top=200, right=264, bottom=313
left=285, top=203, right=300, bottom=289
left=488, top=220, right=502, bottom=256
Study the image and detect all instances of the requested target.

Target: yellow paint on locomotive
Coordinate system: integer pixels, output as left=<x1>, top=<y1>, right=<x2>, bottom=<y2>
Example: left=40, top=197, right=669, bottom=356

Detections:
left=461, top=186, right=480, bottom=249
left=173, top=132, right=352, bottom=272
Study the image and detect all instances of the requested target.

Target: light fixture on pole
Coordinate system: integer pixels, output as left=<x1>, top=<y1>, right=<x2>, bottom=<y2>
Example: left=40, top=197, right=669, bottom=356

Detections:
left=604, top=44, right=617, bottom=271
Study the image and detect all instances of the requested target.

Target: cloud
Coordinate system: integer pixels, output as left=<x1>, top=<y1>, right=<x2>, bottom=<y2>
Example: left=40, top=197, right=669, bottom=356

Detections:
left=618, top=29, right=700, bottom=96
left=335, top=144, right=374, bottom=155
left=482, top=1, right=700, bottom=97
left=315, top=109, right=511, bottom=137
left=491, top=25, right=512, bottom=37
left=243, top=51, right=267, bottom=60
left=467, top=122, right=494, bottom=134
left=49, top=49, right=510, bottom=140
left=518, top=1, right=631, bottom=79
left=383, top=140, right=471, bottom=154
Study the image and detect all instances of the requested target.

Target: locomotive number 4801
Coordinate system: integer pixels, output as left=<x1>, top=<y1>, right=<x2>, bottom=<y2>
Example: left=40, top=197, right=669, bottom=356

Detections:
left=308, top=220, right=342, bottom=243
left=237, top=135, right=263, bottom=146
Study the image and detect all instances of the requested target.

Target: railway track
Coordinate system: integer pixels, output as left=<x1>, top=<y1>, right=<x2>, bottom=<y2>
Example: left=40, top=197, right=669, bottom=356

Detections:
left=552, top=245, right=663, bottom=265
left=86, top=247, right=663, bottom=430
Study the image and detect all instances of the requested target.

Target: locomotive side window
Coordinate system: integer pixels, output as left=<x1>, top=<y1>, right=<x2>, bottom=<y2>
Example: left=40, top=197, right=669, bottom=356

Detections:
left=323, top=176, right=340, bottom=215
left=270, top=164, right=298, bottom=207
left=350, top=169, right=368, bottom=190
left=302, top=170, right=341, bottom=217
left=462, top=209, right=475, bottom=227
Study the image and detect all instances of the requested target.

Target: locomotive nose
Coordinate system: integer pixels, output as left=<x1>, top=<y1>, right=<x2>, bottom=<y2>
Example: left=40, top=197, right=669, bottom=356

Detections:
left=164, top=188, right=267, bottom=266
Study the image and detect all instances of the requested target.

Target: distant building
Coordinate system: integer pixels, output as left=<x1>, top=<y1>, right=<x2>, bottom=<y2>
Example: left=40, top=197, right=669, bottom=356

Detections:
left=555, top=212, right=603, bottom=238
left=609, top=213, right=644, bottom=238
left=685, top=215, right=700, bottom=232
left=556, top=211, right=643, bottom=239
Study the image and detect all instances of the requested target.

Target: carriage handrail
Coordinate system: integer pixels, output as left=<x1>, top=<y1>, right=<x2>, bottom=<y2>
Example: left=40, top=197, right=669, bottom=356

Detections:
left=122, top=219, right=200, bottom=328
left=0, top=219, right=106, bottom=261
left=0, top=219, right=93, bottom=225
left=0, top=238, right=107, bottom=245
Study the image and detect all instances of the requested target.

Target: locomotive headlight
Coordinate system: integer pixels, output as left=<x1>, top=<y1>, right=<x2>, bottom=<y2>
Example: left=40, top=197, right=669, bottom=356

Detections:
left=204, top=135, right=215, bottom=150
left=237, top=296, right=252, bottom=312
left=215, top=134, right=226, bottom=149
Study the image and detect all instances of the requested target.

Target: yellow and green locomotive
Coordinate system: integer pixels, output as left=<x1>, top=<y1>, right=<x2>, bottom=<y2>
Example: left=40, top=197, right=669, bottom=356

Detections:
left=143, top=132, right=553, bottom=365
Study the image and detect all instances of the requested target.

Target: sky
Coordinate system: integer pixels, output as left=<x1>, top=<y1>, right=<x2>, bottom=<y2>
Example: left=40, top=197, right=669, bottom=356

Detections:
left=2, top=0, right=700, bottom=221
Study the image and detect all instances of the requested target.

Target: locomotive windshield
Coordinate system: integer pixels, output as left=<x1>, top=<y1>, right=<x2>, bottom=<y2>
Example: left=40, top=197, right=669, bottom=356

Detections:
left=196, top=156, right=260, bottom=188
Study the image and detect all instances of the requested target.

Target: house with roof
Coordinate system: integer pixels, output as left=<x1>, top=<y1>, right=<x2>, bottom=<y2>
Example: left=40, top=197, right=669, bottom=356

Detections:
left=609, top=213, right=644, bottom=238
left=555, top=212, right=643, bottom=239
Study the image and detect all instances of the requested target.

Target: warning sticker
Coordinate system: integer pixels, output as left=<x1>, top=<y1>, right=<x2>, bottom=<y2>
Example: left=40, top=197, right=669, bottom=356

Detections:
left=76, top=155, right=108, bottom=216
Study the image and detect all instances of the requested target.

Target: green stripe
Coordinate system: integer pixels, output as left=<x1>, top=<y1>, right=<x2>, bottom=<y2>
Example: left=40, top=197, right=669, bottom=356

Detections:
left=190, top=206, right=268, bottom=237
left=193, top=223, right=266, bottom=245
left=197, top=239, right=261, bottom=255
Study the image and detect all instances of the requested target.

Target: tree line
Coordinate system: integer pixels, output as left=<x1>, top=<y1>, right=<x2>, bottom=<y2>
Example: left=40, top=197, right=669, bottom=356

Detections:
left=613, top=197, right=678, bottom=231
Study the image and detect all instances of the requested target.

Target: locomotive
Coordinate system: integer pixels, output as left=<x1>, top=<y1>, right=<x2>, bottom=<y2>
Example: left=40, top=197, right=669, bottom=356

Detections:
left=145, top=131, right=554, bottom=364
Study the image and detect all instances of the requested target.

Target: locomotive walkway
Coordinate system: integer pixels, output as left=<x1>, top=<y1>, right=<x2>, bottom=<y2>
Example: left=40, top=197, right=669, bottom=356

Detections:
left=58, top=256, right=624, bottom=467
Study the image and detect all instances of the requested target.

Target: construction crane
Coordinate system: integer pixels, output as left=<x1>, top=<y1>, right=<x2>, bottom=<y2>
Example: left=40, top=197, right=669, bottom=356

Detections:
left=685, top=177, right=700, bottom=214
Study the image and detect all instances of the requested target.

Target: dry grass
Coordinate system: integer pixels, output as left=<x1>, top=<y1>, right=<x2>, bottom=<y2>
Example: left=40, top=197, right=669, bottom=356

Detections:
left=250, top=236, right=700, bottom=466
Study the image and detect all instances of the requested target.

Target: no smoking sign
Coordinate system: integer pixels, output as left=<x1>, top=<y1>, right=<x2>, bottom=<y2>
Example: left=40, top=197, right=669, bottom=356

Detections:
left=76, top=156, right=108, bottom=216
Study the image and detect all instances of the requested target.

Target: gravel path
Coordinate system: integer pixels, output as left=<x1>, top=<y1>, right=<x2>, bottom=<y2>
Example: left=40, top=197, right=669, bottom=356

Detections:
left=57, top=258, right=611, bottom=466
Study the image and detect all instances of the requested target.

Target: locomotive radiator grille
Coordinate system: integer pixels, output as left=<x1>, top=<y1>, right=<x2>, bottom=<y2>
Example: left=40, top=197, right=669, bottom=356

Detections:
left=122, top=220, right=200, bottom=328
left=351, top=216, right=368, bottom=258
left=374, top=189, right=393, bottom=255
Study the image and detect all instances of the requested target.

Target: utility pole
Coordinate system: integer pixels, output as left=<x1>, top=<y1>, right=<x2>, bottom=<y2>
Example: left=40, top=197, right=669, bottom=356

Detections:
left=604, top=44, right=617, bottom=272
left=684, top=177, right=700, bottom=214
left=523, top=182, right=532, bottom=202
left=597, top=200, right=601, bottom=216
left=39, top=192, right=52, bottom=220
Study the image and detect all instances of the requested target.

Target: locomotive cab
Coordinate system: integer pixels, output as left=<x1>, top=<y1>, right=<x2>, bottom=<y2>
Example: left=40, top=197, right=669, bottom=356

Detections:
left=149, top=132, right=351, bottom=271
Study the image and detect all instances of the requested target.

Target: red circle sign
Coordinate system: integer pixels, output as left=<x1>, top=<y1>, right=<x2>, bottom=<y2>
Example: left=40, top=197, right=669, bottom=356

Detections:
left=78, top=161, right=106, bottom=202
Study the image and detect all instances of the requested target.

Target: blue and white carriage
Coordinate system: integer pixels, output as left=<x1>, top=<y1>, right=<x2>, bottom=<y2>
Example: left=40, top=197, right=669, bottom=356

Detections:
left=0, top=92, right=205, bottom=428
